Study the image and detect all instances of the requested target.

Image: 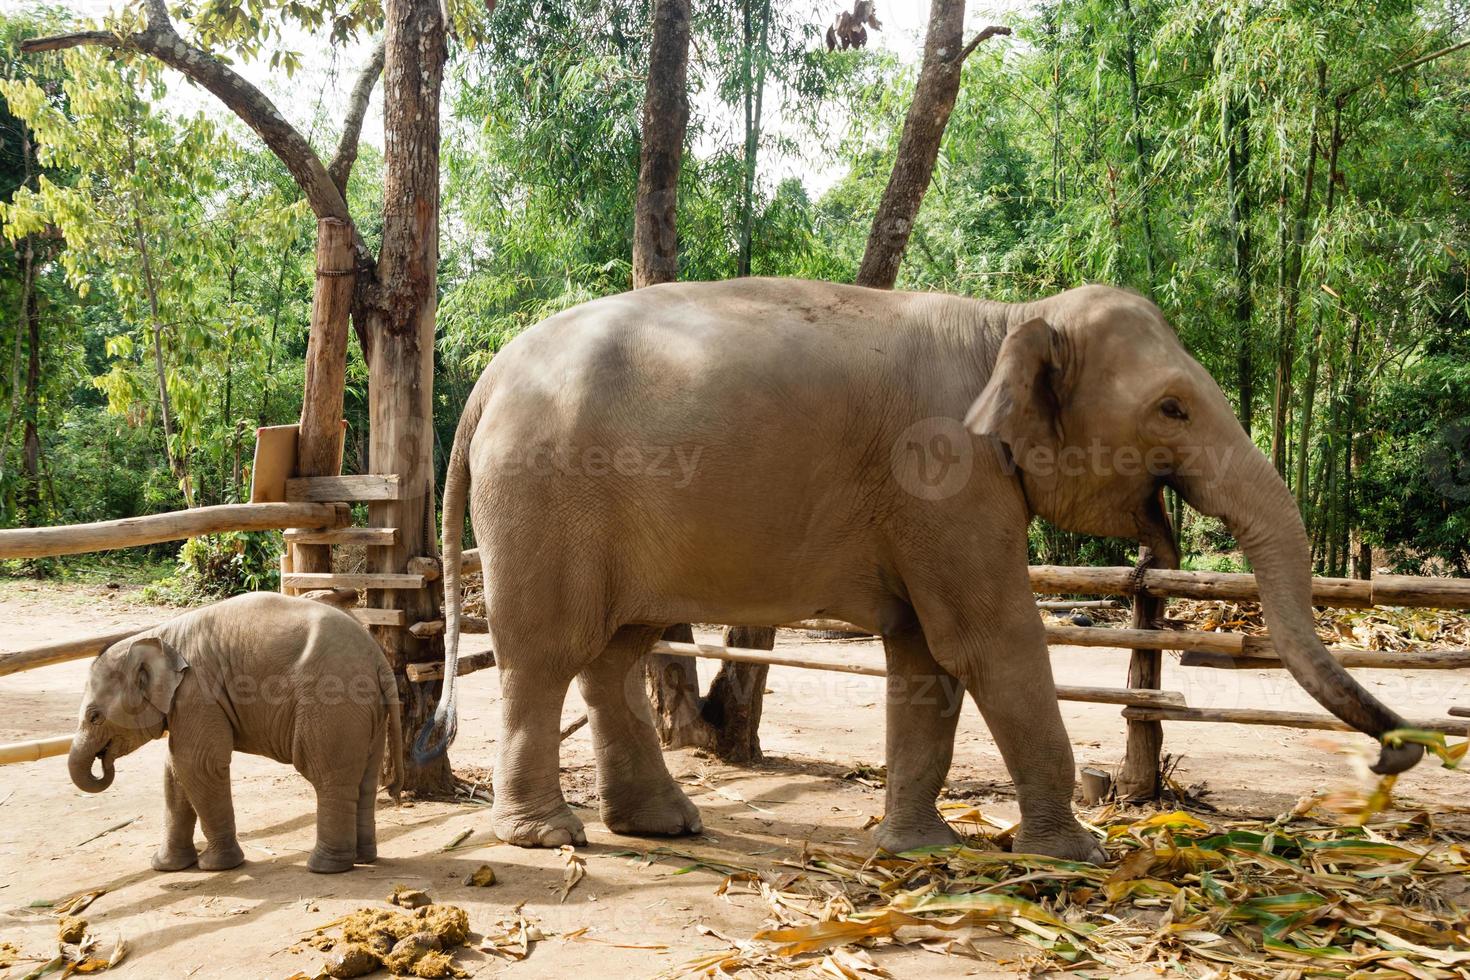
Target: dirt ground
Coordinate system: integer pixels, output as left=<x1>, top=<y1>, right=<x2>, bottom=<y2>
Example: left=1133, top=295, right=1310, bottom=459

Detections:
left=1, top=582, right=1467, bottom=979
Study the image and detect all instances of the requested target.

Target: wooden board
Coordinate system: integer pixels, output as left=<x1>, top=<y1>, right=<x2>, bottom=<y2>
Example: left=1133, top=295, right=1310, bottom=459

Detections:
left=286, top=527, right=398, bottom=546
left=350, top=607, right=407, bottom=627
left=286, top=474, right=401, bottom=503
left=249, top=424, right=299, bottom=504
left=0, top=624, right=162, bottom=677
left=281, top=571, right=425, bottom=590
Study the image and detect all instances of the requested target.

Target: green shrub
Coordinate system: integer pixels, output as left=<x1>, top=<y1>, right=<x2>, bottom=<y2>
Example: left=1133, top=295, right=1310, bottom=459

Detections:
left=144, top=531, right=281, bottom=604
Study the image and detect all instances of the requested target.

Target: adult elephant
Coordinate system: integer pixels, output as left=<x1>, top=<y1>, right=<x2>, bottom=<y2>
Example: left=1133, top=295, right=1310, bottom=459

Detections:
left=427, top=279, right=1422, bottom=859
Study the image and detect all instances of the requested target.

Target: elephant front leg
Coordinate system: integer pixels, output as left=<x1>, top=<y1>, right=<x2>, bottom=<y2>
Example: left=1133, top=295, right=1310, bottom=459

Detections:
left=930, top=618, right=1106, bottom=864
left=175, top=752, right=245, bottom=871
left=491, top=659, right=586, bottom=847
left=151, top=758, right=200, bottom=871
left=577, top=626, right=702, bottom=838
left=873, top=624, right=963, bottom=854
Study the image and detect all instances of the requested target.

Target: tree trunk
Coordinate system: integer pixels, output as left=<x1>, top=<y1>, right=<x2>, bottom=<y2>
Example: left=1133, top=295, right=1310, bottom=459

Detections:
left=20, top=270, right=41, bottom=518
left=292, top=218, right=356, bottom=579
left=370, top=0, right=450, bottom=796
left=855, top=2, right=1008, bottom=289
left=1224, top=96, right=1254, bottom=433
left=1119, top=0, right=1155, bottom=292
left=645, top=623, right=706, bottom=748
left=736, top=0, right=771, bottom=278
left=703, top=626, right=772, bottom=764
left=631, top=0, right=690, bottom=289
left=132, top=210, right=194, bottom=508
left=1117, top=546, right=1170, bottom=800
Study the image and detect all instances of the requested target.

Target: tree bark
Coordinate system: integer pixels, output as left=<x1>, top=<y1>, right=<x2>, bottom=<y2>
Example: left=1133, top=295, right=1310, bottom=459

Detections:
left=1224, top=95, right=1254, bottom=433
left=855, top=2, right=1008, bottom=289
left=291, top=218, right=356, bottom=578
left=1117, top=546, right=1171, bottom=800
left=20, top=266, right=41, bottom=517
left=631, top=0, right=690, bottom=289
left=132, top=210, right=193, bottom=508
left=370, top=0, right=450, bottom=795
left=703, top=626, right=772, bottom=763
left=645, top=623, right=706, bottom=748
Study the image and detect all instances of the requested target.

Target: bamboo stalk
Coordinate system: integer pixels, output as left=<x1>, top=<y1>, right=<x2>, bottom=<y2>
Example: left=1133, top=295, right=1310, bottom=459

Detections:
left=0, top=501, right=350, bottom=560
left=1122, top=705, right=1468, bottom=736
left=0, top=734, right=72, bottom=765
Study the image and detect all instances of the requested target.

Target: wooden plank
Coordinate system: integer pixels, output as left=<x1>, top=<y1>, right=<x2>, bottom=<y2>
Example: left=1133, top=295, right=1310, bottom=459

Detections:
left=1451, top=707, right=1469, bottom=719
left=1122, top=704, right=1469, bottom=736
left=249, top=424, right=299, bottom=503
left=280, top=572, right=425, bottom=590
left=406, top=650, right=495, bottom=682
left=0, top=502, right=350, bottom=561
left=350, top=607, right=406, bottom=627
left=0, top=735, right=72, bottom=766
left=286, top=526, right=398, bottom=546
left=285, top=474, right=400, bottom=503
left=1181, top=648, right=1470, bottom=670
left=0, top=624, right=162, bottom=677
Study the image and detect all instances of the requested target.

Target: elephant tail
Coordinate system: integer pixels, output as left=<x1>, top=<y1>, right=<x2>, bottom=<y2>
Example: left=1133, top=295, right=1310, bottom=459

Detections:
left=413, top=379, right=487, bottom=765
left=379, top=656, right=404, bottom=802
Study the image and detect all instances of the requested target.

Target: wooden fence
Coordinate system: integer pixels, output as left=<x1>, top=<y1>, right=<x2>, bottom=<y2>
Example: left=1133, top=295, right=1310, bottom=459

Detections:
left=2, top=515, right=1467, bottom=794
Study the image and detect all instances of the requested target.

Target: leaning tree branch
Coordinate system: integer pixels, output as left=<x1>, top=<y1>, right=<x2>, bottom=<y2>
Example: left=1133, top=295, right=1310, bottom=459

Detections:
left=959, top=24, right=1010, bottom=61
left=22, top=12, right=351, bottom=225
left=327, top=41, right=386, bottom=198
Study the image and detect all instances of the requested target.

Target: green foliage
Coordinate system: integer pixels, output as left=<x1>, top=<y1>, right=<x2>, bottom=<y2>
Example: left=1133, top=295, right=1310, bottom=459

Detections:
left=143, top=531, right=281, bottom=603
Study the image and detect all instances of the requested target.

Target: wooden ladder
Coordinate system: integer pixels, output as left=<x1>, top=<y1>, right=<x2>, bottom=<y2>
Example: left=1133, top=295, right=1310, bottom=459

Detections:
left=278, top=474, right=420, bottom=629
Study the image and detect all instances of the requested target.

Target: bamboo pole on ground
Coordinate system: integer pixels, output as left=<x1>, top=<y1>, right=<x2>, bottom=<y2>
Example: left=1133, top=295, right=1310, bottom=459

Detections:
left=0, top=502, right=350, bottom=560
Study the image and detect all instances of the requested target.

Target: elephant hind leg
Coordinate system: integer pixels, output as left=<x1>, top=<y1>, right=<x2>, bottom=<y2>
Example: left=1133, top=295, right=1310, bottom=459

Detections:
left=491, top=646, right=587, bottom=848
left=308, top=781, right=360, bottom=874
left=354, top=734, right=385, bottom=864
left=578, top=625, right=702, bottom=838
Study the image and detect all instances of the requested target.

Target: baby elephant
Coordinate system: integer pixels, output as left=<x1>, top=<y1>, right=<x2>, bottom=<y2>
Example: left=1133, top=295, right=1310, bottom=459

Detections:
left=68, top=592, right=402, bottom=874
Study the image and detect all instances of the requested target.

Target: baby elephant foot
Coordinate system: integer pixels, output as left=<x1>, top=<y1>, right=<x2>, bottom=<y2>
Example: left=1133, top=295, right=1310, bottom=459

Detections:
left=873, top=811, right=961, bottom=855
left=492, top=802, right=586, bottom=848
left=1013, top=821, right=1107, bottom=865
left=197, top=840, right=245, bottom=871
left=356, top=841, right=378, bottom=864
left=601, top=782, right=702, bottom=838
left=151, top=843, right=199, bottom=872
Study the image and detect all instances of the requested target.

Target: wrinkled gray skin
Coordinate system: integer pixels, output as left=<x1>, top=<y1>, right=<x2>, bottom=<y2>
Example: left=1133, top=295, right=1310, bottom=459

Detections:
left=69, top=592, right=403, bottom=874
left=433, top=279, right=1423, bottom=860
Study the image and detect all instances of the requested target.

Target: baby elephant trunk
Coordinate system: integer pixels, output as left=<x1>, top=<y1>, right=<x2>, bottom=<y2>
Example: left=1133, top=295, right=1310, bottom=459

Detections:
left=68, top=732, right=114, bottom=793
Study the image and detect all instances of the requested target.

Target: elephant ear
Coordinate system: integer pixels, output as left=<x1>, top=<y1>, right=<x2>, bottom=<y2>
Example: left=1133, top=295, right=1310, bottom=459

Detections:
left=964, top=317, right=1064, bottom=490
left=126, top=637, right=188, bottom=716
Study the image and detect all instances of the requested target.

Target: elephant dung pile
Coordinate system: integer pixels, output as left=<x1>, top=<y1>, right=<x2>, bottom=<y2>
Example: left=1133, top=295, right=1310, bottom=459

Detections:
left=303, top=900, right=471, bottom=978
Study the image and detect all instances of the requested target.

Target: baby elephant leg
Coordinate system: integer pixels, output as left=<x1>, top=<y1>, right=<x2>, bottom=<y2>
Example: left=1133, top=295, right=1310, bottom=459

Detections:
left=354, top=737, right=385, bottom=865
left=174, top=751, right=245, bottom=871
left=152, top=758, right=200, bottom=871
left=309, top=780, right=361, bottom=874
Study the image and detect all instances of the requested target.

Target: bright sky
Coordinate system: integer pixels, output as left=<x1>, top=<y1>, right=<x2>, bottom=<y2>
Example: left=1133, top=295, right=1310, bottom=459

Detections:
left=37, top=0, right=1031, bottom=197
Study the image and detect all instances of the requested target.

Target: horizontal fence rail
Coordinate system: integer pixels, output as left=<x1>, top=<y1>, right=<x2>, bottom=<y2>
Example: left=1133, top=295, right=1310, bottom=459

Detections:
left=0, top=502, right=351, bottom=560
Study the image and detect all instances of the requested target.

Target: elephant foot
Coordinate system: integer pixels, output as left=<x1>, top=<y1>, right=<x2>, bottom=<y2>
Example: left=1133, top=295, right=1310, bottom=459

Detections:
left=308, top=844, right=358, bottom=874
left=873, top=812, right=961, bottom=855
left=356, top=841, right=378, bottom=864
left=601, top=782, right=703, bottom=838
left=197, top=841, right=245, bottom=872
left=492, top=802, right=586, bottom=848
left=151, top=844, right=199, bottom=872
left=1013, top=822, right=1107, bottom=865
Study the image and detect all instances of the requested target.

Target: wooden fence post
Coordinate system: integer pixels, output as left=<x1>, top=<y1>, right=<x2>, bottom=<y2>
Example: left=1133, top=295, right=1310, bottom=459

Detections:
left=293, top=217, right=355, bottom=579
left=1117, top=547, right=1166, bottom=799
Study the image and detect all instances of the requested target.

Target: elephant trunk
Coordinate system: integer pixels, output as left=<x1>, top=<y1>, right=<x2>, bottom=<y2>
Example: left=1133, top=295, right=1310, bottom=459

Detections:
left=68, top=732, right=114, bottom=793
left=1181, top=439, right=1424, bottom=775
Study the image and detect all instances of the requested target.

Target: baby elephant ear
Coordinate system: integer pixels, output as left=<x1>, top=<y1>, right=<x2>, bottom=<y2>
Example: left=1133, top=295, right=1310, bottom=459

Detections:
left=127, top=637, right=188, bottom=716
left=964, top=317, right=1063, bottom=485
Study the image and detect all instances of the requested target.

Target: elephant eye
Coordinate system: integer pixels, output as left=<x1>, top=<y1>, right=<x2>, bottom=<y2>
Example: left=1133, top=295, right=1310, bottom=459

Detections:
left=1160, top=397, right=1189, bottom=421
left=86, top=706, right=102, bottom=725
